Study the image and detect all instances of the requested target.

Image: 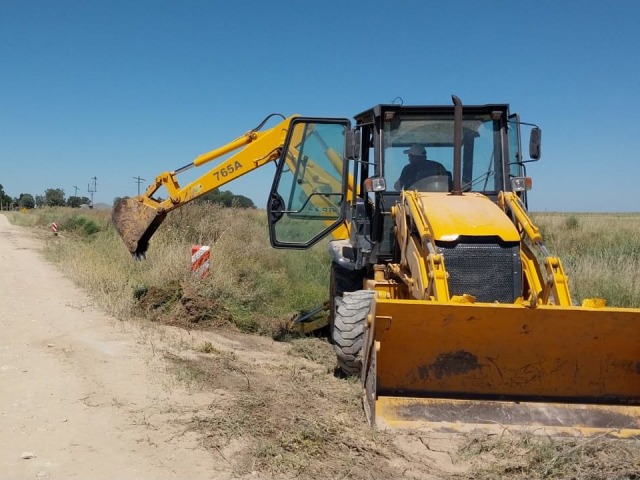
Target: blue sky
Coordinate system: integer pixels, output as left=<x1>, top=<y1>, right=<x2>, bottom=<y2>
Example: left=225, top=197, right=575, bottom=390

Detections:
left=1, top=1, right=639, bottom=212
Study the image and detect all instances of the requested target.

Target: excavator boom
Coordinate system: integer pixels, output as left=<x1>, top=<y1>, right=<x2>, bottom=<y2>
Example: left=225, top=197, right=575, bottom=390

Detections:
left=112, top=115, right=296, bottom=257
left=112, top=115, right=354, bottom=258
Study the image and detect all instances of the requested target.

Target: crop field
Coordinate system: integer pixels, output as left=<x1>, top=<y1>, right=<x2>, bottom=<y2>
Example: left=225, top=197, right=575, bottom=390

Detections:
left=5, top=205, right=640, bottom=479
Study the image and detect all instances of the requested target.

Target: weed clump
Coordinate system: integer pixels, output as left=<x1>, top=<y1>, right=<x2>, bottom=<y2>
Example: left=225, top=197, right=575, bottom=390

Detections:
left=134, top=281, right=232, bottom=328
left=565, top=214, right=580, bottom=230
left=196, top=341, right=218, bottom=354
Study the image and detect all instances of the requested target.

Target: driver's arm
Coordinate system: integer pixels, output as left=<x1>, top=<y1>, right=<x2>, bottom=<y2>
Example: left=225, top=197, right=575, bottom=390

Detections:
left=394, top=166, right=407, bottom=190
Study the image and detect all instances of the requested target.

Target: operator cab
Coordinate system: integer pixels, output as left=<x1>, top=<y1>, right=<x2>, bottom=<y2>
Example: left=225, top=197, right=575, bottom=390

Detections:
left=266, top=100, right=540, bottom=266
left=351, top=103, right=530, bottom=262
left=356, top=103, right=522, bottom=198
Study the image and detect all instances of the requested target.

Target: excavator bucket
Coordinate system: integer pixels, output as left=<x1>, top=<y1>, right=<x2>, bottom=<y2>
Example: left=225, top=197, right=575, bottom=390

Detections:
left=112, top=198, right=166, bottom=258
left=363, top=298, right=640, bottom=438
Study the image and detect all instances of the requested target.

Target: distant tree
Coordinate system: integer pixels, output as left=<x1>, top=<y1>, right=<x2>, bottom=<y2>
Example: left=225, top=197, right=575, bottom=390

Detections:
left=195, top=188, right=256, bottom=208
left=113, top=196, right=130, bottom=207
left=35, top=195, right=45, bottom=208
left=0, top=184, right=13, bottom=210
left=17, top=193, right=35, bottom=209
left=67, top=196, right=91, bottom=208
left=44, top=188, right=66, bottom=207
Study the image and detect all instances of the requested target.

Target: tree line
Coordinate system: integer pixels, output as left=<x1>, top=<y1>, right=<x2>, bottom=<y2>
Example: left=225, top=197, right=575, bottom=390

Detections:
left=0, top=184, right=90, bottom=210
left=1, top=184, right=255, bottom=211
left=113, top=188, right=255, bottom=209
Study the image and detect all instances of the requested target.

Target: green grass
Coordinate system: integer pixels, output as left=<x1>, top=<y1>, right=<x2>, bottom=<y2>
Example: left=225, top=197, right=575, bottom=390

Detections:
left=60, top=214, right=101, bottom=236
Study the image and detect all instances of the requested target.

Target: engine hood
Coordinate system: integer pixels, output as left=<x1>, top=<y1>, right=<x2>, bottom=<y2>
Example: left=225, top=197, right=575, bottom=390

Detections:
left=415, top=192, right=520, bottom=242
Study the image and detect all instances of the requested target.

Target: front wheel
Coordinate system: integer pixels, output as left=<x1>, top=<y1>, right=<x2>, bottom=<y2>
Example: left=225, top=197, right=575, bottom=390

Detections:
left=332, top=290, right=374, bottom=376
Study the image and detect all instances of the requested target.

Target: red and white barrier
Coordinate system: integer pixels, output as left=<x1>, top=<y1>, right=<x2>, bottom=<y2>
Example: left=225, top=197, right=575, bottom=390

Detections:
left=191, top=245, right=210, bottom=279
left=51, top=222, right=58, bottom=235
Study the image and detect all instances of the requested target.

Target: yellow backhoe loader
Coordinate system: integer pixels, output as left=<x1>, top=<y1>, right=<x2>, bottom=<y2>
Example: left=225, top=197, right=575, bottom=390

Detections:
left=113, top=97, right=640, bottom=437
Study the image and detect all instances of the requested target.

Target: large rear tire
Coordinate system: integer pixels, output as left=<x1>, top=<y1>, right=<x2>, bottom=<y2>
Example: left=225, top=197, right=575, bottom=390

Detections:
left=332, top=290, right=374, bottom=376
left=329, top=262, right=366, bottom=325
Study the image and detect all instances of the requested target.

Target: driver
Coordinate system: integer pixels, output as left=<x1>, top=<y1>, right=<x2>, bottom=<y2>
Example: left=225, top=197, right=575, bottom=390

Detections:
left=394, top=144, right=448, bottom=190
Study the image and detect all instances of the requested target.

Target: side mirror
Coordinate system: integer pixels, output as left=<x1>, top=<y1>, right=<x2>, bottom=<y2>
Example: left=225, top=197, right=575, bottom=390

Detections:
left=267, top=192, right=285, bottom=223
left=529, top=127, right=542, bottom=160
left=345, top=129, right=360, bottom=160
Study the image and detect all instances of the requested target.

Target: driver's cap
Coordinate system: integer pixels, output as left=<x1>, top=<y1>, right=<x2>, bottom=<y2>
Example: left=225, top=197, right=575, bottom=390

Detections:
left=404, top=144, right=426, bottom=156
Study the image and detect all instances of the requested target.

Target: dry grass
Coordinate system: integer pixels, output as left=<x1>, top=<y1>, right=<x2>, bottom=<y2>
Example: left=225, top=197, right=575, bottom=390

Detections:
left=161, top=336, right=405, bottom=479
left=136, top=203, right=330, bottom=330
left=456, top=431, right=640, bottom=479
left=8, top=208, right=638, bottom=323
left=6, top=204, right=330, bottom=332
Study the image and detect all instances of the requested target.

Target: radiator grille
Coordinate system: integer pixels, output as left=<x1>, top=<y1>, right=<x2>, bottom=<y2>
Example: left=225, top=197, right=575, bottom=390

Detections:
left=436, top=240, right=522, bottom=303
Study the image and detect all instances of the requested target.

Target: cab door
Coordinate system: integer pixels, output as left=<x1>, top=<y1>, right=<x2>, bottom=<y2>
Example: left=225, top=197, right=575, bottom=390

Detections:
left=267, top=117, right=350, bottom=249
left=507, top=112, right=528, bottom=206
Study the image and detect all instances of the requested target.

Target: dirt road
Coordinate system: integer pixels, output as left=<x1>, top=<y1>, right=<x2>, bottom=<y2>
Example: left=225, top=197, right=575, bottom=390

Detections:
left=0, top=215, right=470, bottom=480
left=0, top=215, right=231, bottom=479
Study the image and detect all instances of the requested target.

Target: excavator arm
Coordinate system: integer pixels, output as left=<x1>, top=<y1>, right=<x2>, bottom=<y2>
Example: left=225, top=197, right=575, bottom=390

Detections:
left=113, top=114, right=352, bottom=258
left=142, top=116, right=293, bottom=211
left=112, top=115, right=296, bottom=257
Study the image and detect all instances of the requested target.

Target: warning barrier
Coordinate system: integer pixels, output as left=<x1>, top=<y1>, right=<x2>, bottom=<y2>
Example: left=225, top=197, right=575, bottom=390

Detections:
left=191, top=245, right=210, bottom=279
left=51, top=222, right=58, bottom=235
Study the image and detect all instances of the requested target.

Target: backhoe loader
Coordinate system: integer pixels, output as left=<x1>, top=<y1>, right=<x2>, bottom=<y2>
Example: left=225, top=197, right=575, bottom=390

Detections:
left=113, top=97, right=640, bottom=437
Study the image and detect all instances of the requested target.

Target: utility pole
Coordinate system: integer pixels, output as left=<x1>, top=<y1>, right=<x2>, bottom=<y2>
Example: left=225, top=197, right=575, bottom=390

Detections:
left=73, top=185, right=79, bottom=197
left=87, top=177, right=97, bottom=209
left=133, top=176, right=146, bottom=196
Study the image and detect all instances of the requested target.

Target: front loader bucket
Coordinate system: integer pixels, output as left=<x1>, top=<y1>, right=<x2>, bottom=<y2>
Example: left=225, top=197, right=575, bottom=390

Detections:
left=363, top=298, right=640, bottom=437
left=112, top=198, right=166, bottom=258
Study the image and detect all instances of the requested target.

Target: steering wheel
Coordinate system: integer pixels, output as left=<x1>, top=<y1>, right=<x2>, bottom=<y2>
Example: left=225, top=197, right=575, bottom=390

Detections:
left=406, top=175, right=450, bottom=192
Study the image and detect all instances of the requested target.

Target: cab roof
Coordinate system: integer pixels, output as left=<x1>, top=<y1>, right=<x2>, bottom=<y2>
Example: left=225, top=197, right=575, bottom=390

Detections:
left=353, top=103, right=511, bottom=126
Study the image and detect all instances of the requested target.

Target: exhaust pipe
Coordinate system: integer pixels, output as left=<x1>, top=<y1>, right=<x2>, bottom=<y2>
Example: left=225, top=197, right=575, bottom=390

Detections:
left=451, top=95, right=462, bottom=195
